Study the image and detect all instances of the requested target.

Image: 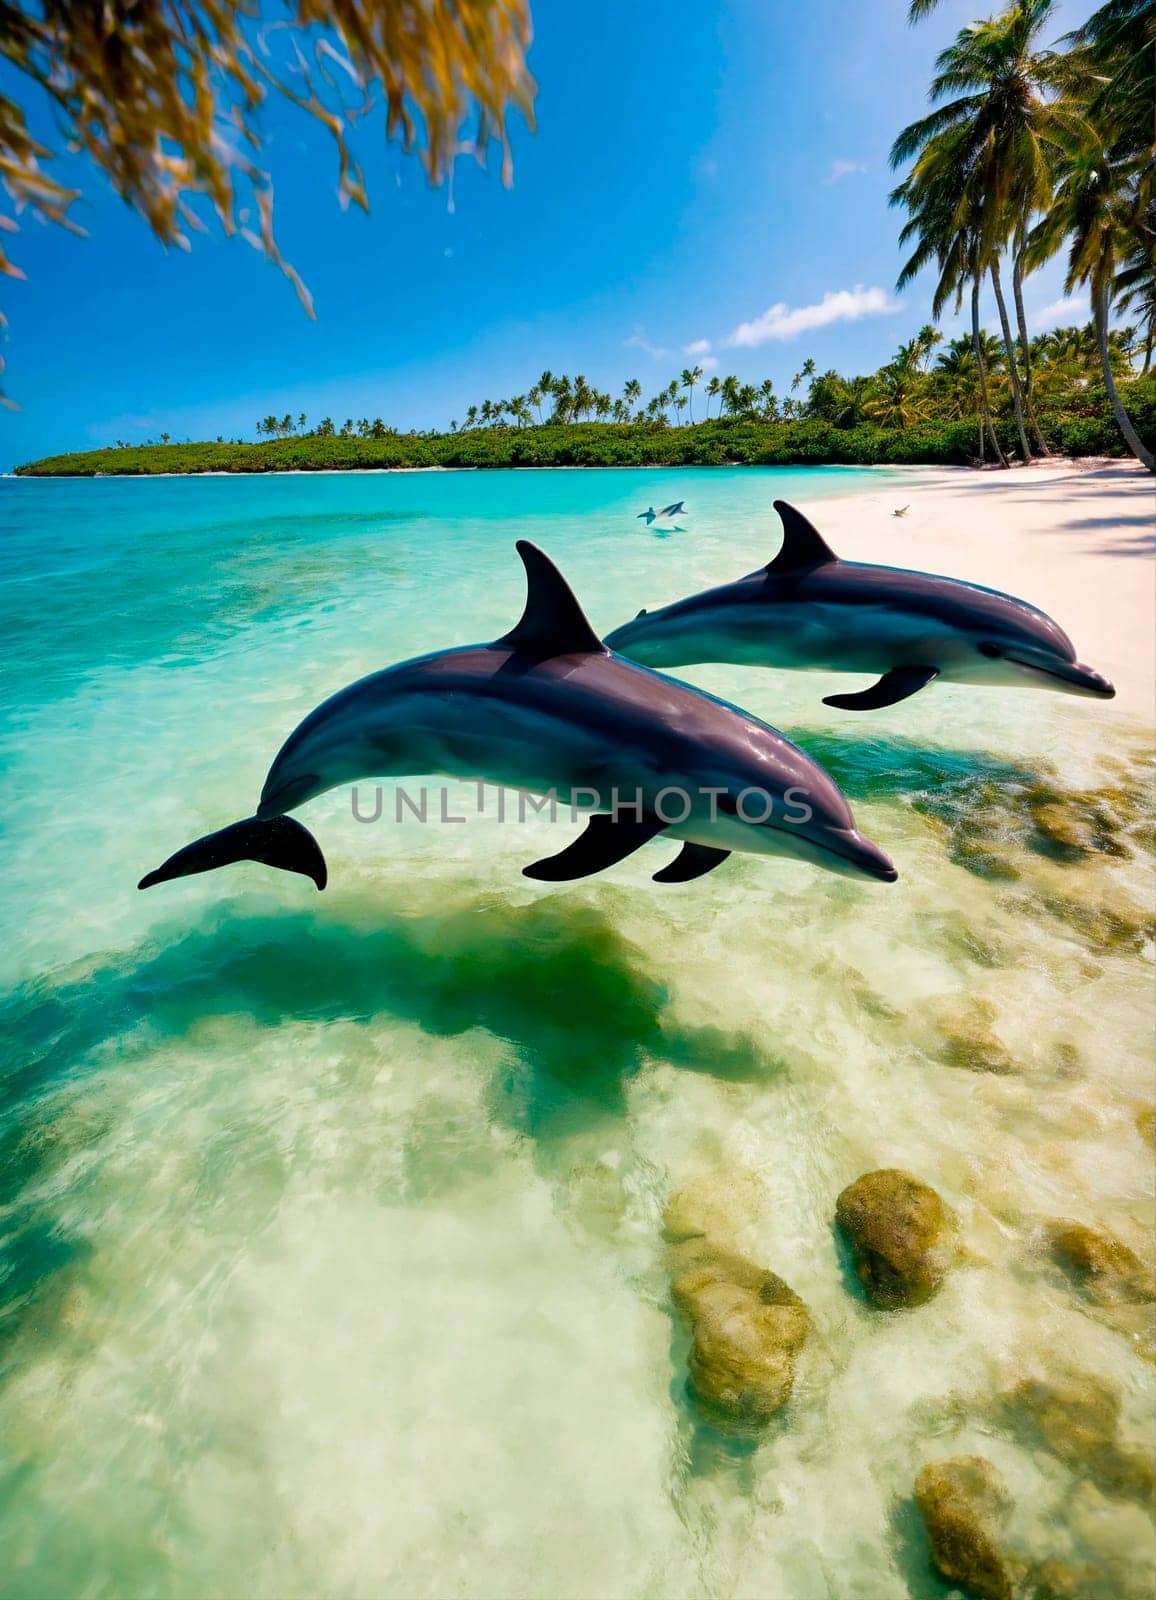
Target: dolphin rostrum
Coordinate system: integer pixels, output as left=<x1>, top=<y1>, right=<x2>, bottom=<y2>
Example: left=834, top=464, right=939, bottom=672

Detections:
left=139, top=542, right=897, bottom=894
left=604, top=500, right=1115, bottom=710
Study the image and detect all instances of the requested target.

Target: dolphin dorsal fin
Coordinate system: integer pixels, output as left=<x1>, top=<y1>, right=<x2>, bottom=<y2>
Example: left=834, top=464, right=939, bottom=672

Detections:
left=766, top=500, right=839, bottom=574
left=497, top=540, right=607, bottom=658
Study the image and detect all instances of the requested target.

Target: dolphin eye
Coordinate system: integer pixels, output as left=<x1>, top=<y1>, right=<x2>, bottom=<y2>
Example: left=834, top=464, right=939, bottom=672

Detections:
left=978, top=642, right=1003, bottom=659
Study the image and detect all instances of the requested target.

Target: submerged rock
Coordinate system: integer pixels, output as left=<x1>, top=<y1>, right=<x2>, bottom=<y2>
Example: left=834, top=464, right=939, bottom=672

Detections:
left=913, top=754, right=1155, bottom=892
left=670, top=1246, right=810, bottom=1432
left=662, top=1169, right=766, bottom=1248
left=913, top=1455, right=1014, bottom=1600
left=1027, top=1556, right=1103, bottom=1600
left=1032, top=879, right=1156, bottom=956
left=924, top=995, right=1017, bottom=1075
left=835, top=1169, right=955, bottom=1308
left=1050, top=1222, right=1156, bottom=1306
left=1136, top=1104, right=1156, bottom=1150
left=566, top=1159, right=629, bottom=1240
left=1006, top=1370, right=1155, bottom=1504
left=1024, top=782, right=1133, bottom=864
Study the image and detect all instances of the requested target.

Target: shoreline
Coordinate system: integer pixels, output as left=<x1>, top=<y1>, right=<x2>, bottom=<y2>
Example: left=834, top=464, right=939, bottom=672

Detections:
left=4, top=461, right=906, bottom=479
left=2, top=456, right=1138, bottom=480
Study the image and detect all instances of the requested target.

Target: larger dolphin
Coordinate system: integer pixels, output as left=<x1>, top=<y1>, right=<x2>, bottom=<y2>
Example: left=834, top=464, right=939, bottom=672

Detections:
left=604, top=500, right=1115, bottom=710
left=139, top=542, right=897, bottom=893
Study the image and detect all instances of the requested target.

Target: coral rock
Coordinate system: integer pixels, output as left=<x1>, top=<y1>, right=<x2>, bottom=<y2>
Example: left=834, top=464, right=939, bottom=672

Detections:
left=1008, top=1371, right=1155, bottom=1504
left=670, top=1249, right=809, bottom=1432
left=1050, top=1222, right=1156, bottom=1306
left=836, top=1168, right=955, bottom=1308
left=913, top=1455, right=1014, bottom=1600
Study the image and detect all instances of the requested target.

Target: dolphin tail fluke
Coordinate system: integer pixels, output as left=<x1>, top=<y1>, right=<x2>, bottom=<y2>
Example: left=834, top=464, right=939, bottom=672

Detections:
left=138, top=815, right=327, bottom=891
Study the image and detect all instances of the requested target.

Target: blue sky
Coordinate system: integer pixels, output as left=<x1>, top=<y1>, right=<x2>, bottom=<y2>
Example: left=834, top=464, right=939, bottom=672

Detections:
left=1, top=0, right=1086, bottom=468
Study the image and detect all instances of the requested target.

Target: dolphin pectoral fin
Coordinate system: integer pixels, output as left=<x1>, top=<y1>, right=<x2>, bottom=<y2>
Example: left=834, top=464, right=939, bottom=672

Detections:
left=652, top=842, right=731, bottom=883
left=138, top=815, right=327, bottom=891
left=522, top=813, right=666, bottom=881
left=822, top=664, right=940, bottom=711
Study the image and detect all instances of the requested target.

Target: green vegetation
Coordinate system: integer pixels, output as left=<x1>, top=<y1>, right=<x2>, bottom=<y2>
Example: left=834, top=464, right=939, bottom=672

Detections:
left=892, top=0, right=1154, bottom=470
left=16, top=329, right=1155, bottom=476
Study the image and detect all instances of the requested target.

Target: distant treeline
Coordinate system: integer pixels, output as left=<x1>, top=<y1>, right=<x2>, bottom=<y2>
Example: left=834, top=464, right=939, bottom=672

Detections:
left=15, top=371, right=1156, bottom=476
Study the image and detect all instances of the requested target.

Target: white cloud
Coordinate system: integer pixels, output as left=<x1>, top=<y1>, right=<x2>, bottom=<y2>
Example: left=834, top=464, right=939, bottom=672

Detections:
left=684, top=338, right=712, bottom=356
left=698, top=355, right=719, bottom=371
left=1033, top=293, right=1090, bottom=331
left=625, top=330, right=672, bottom=361
left=724, top=286, right=901, bottom=348
left=823, top=159, right=868, bottom=185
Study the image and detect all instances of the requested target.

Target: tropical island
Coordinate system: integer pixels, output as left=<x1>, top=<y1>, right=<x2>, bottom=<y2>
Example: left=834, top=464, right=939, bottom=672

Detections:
left=14, top=326, right=1155, bottom=476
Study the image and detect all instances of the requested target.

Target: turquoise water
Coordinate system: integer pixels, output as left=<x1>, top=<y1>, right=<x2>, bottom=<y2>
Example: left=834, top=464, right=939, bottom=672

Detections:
left=0, top=467, right=1152, bottom=1599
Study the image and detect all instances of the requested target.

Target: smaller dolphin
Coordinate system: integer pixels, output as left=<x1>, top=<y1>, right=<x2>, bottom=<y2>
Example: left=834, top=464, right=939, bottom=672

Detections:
left=139, top=541, right=897, bottom=895
left=637, top=506, right=658, bottom=525
left=605, top=500, right=1115, bottom=710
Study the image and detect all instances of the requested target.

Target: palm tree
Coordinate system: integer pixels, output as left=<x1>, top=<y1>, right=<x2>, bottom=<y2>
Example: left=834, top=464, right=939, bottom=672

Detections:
left=757, top=378, right=777, bottom=420
left=865, top=363, right=931, bottom=429
left=914, top=323, right=944, bottom=369
left=705, top=374, right=721, bottom=419
left=528, top=385, right=544, bottom=424
left=892, top=2, right=1076, bottom=462
left=623, top=377, right=642, bottom=419
left=891, top=154, right=1008, bottom=466
left=1066, top=1, right=1156, bottom=200
left=1116, top=216, right=1156, bottom=373
left=571, top=374, right=595, bottom=421
left=1027, top=128, right=1154, bottom=470
left=680, top=364, right=703, bottom=422
left=791, top=357, right=815, bottom=393
left=809, top=372, right=878, bottom=427
left=465, top=404, right=478, bottom=429
left=550, top=376, right=573, bottom=423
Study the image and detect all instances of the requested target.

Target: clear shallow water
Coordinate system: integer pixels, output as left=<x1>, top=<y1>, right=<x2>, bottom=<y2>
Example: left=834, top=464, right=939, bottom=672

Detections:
left=0, top=467, right=1152, bottom=1599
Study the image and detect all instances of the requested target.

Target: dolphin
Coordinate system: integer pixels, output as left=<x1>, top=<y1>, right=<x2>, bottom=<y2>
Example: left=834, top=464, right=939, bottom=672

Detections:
left=660, top=500, right=686, bottom=517
left=138, top=542, right=897, bottom=894
left=604, top=500, right=1115, bottom=710
left=637, top=506, right=658, bottom=525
